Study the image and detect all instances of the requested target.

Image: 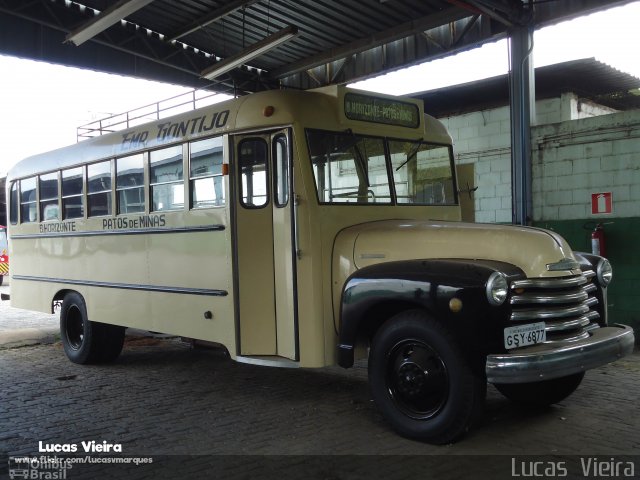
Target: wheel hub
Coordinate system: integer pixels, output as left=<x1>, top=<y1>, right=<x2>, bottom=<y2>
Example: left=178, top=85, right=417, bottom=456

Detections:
left=397, top=362, right=427, bottom=397
left=386, top=340, right=449, bottom=420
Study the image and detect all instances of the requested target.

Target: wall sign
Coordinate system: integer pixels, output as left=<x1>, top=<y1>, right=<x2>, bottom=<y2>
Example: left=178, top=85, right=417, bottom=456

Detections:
left=591, top=192, right=613, bottom=215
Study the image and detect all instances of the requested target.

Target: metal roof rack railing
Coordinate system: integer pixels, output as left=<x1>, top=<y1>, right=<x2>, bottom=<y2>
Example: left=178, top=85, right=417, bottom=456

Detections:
left=76, top=89, right=226, bottom=141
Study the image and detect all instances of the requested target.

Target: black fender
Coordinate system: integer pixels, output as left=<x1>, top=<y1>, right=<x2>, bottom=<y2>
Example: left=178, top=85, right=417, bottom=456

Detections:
left=337, top=259, right=525, bottom=368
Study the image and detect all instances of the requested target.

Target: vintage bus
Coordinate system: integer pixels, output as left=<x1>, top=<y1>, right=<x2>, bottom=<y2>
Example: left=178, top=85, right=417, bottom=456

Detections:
left=5, top=86, right=634, bottom=444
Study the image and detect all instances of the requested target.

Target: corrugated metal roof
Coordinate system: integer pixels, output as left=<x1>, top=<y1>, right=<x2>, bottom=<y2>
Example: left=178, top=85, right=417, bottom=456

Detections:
left=0, top=0, right=634, bottom=92
left=415, top=58, right=640, bottom=117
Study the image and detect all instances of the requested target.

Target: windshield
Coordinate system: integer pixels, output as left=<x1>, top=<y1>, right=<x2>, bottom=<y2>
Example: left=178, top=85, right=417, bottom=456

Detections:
left=306, top=129, right=457, bottom=205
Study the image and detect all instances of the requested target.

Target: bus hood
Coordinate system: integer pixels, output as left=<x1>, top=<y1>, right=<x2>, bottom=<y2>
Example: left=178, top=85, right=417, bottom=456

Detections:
left=333, top=219, right=580, bottom=282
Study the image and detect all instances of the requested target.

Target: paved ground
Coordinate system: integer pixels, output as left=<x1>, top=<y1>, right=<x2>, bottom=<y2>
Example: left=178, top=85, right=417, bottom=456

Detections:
left=1, top=286, right=639, bottom=479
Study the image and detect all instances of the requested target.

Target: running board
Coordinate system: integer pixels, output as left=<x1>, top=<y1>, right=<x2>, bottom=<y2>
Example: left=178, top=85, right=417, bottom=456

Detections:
left=235, top=355, right=299, bottom=368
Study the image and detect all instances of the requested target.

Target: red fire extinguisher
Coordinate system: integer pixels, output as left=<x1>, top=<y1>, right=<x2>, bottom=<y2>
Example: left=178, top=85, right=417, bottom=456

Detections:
left=591, top=223, right=606, bottom=257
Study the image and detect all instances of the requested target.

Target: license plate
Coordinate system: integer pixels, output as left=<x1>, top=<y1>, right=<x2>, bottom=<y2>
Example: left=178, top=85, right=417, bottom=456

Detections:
left=504, top=322, right=546, bottom=349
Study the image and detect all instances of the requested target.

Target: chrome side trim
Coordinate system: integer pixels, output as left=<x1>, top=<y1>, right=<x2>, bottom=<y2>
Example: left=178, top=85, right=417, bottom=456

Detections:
left=510, top=290, right=588, bottom=305
left=511, top=303, right=590, bottom=322
left=486, top=324, right=635, bottom=384
left=11, top=275, right=228, bottom=297
left=511, top=274, right=588, bottom=290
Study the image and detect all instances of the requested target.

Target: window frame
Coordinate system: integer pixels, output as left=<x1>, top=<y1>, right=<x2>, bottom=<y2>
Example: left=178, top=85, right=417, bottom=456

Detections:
left=306, top=128, right=459, bottom=207
left=61, top=166, right=85, bottom=220
left=149, top=144, right=185, bottom=213
left=116, top=153, right=146, bottom=215
left=9, top=181, right=18, bottom=225
left=238, top=137, right=270, bottom=209
left=189, top=136, right=226, bottom=210
left=87, top=159, right=114, bottom=218
left=39, top=172, right=60, bottom=222
left=273, top=134, right=290, bottom=208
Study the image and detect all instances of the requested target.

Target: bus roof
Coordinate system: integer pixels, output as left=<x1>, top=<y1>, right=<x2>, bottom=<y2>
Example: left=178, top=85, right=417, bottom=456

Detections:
left=7, top=86, right=448, bottom=182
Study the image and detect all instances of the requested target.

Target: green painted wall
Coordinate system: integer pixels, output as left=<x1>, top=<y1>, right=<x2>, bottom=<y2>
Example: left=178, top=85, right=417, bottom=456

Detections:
left=534, top=218, right=640, bottom=341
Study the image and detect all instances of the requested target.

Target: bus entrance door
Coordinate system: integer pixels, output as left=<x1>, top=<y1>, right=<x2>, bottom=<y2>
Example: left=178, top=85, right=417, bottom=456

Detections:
left=233, top=131, right=298, bottom=361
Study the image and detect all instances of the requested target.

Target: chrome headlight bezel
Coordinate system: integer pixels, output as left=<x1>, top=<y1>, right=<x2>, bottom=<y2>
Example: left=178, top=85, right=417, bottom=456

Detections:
left=596, top=258, right=613, bottom=287
left=486, top=272, right=509, bottom=306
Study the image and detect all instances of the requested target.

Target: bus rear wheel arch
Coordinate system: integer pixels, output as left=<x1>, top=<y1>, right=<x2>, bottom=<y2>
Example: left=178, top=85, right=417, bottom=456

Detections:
left=60, top=291, right=125, bottom=364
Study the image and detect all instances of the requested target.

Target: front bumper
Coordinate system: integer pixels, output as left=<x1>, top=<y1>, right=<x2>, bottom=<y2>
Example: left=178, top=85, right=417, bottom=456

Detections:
left=486, top=324, right=635, bottom=384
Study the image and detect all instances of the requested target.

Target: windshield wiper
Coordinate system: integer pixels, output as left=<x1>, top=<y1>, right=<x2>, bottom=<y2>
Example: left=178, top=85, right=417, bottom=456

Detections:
left=395, top=139, right=423, bottom=171
left=345, top=129, right=370, bottom=187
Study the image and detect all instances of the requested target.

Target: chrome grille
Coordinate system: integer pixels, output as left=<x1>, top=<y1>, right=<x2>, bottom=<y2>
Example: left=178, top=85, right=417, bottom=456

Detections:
left=510, top=271, right=599, bottom=344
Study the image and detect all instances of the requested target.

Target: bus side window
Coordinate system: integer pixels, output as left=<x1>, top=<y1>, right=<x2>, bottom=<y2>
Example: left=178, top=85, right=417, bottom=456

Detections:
left=62, top=167, right=84, bottom=219
left=20, top=177, right=37, bottom=223
left=39, top=173, right=59, bottom=221
left=150, top=145, right=184, bottom=212
left=9, top=181, right=18, bottom=224
left=190, top=136, right=225, bottom=208
left=87, top=161, right=112, bottom=217
left=239, top=138, right=268, bottom=208
left=116, top=154, right=144, bottom=214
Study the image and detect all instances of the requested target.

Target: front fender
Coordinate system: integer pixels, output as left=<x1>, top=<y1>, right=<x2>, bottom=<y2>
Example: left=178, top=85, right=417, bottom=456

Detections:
left=337, top=259, right=524, bottom=368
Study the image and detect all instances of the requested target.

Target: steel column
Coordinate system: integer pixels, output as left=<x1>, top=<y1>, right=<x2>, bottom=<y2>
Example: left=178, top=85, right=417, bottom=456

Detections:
left=509, top=19, right=535, bottom=225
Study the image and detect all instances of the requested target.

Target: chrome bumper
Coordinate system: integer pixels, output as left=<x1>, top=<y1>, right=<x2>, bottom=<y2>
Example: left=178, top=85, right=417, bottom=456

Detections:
left=486, top=324, right=635, bottom=384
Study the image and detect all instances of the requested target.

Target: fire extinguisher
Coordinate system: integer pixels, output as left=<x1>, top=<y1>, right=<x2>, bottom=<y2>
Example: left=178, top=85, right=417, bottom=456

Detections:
left=591, top=223, right=606, bottom=257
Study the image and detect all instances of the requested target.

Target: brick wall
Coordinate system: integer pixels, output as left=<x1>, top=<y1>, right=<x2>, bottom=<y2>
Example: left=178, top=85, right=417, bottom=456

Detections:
left=437, top=94, right=623, bottom=223
left=532, top=109, right=640, bottom=220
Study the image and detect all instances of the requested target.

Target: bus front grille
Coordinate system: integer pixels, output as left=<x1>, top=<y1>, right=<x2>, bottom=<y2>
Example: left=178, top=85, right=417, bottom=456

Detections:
left=509, top=271, right=600, bottom=343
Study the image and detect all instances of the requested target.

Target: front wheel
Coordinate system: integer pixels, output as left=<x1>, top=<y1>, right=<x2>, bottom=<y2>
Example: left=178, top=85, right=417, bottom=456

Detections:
left=368, top=310, right=485, bottom=444
left=494, top=372, right=585, bottom=406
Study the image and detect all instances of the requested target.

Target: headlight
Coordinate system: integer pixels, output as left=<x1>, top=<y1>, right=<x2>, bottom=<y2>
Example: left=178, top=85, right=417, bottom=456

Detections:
left=486, top=272, right=508, bottom=306
left=596, top=259, right=613, bottom=287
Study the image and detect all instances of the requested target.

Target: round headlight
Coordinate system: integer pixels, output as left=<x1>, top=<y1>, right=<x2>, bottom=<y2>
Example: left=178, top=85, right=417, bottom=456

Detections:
left=486, top=272, right=508, bottom=306
left=597, top=259, right=613, bottom=287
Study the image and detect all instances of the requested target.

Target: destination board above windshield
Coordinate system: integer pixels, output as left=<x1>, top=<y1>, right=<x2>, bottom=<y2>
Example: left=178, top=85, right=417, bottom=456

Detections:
left=344, top=92, right=420, bottom=128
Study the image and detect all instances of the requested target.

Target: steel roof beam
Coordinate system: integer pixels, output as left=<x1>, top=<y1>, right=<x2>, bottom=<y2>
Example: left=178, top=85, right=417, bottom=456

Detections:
left=65, top=0, right=155, bottom=46
left=270, top=7, right=469, bottom=79
left=167, top=0, right=260, bottom=42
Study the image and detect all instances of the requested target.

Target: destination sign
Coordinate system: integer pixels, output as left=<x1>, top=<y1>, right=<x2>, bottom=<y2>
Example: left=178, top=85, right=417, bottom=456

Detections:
left=344, top=93, right=419, bottom=128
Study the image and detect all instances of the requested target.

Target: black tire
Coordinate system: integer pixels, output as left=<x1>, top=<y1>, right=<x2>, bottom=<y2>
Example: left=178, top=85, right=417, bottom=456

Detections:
left=494, top=372, right=585, bottom=406
left=60, top=292, right=125, bottom=364
left=368, top=310, right=485, bottom=444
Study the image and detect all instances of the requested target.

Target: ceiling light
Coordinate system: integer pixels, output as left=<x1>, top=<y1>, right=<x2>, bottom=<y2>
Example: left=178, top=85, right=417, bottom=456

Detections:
left=65, top=0, right=155, bottom=46
left=200, top=25, right=298, bottom=80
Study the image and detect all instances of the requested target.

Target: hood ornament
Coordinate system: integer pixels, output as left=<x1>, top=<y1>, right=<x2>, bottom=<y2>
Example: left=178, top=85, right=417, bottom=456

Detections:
left=546, top=258, right=580, bottom=271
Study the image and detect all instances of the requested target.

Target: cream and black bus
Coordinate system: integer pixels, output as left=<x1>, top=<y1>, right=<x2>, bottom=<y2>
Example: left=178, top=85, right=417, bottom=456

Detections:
left=5, top=86, right=634, bottom=443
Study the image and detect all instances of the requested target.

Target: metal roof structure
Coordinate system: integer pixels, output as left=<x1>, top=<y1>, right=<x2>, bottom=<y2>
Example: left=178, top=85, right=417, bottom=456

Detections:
left=0, top=0, right=634, bottom=94
left=416, top=58, right=640, bottom=117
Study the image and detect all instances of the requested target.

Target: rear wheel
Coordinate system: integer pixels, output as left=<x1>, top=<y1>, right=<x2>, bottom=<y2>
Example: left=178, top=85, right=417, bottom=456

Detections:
left=60, top=292, right=125, bottom=364
left=368, top=310, right=485, bottom=444
left=494, top=372, right=585, bottom=406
